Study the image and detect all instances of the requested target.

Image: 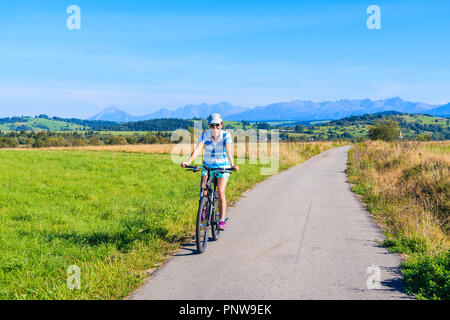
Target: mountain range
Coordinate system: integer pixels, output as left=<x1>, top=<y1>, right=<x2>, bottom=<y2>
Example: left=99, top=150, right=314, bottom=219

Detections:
left=88, top=102, right=247, bottom=122
left=88, top=97, right=450, bottom=122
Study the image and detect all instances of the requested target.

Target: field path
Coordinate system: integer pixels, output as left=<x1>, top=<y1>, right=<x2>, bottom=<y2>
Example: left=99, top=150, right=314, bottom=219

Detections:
left=130, top=146, right=411, bottom=300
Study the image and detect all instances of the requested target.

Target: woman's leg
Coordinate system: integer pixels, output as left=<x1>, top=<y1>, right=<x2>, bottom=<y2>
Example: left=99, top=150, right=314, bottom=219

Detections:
left=216, top=177, right=229, bottom=220
left=201, top=174, right=208, bottom=196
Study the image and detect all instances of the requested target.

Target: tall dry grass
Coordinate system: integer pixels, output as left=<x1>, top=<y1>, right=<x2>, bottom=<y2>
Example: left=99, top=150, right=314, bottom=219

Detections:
left=277, top=141, right=347, bottom=168
left=348, top=140, right=449, bottom=254
left=22, top=141, right=348, bottom=168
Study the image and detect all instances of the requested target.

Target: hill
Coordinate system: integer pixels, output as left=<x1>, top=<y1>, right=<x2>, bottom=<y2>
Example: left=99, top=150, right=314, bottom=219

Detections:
left=0, top=116, right=88, bottom=131
left=88, top=106, right=135, bottom=122
left=428, top=103, right=450, bottom=116
left=282, top=112, right=450, bottom=141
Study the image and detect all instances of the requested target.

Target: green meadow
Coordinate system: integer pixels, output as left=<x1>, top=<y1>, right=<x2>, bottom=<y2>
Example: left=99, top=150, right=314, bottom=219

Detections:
left=0, top=149, right=286, bottom=299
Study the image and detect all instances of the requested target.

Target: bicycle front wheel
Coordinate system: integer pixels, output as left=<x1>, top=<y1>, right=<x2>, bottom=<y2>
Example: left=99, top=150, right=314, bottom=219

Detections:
left=196, top=196, right=209, bottom=254
left=211, top=201, right=220, bottom=241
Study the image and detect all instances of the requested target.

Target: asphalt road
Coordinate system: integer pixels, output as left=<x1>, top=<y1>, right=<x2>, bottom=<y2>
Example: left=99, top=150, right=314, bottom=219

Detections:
left=130, top=146, right=411, bottom=300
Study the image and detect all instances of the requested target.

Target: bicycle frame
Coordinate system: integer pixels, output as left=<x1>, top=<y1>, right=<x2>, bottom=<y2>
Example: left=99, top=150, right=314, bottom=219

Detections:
left=199, top=171, right=219, bottom=226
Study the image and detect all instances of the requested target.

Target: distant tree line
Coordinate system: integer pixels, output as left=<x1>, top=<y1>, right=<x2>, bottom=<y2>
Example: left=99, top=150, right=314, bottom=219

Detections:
left=0, top=117, right=27, bottom=124
left=0, top=131, right=172, bottom=148
left=0, top=116, right=196, bottom=132
left=112, top=118, right=195, bottom=131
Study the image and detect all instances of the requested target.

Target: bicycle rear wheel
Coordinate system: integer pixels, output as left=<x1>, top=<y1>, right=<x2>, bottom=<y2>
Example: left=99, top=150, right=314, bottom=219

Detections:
left=196, top=196, right=209, bottom=254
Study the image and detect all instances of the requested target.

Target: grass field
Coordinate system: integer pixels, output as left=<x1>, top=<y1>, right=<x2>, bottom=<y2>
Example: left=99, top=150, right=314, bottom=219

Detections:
left=0, top=142, right=345, bottom=299
left=402, top=114, right=448, bottom=125
left=347, top=141, right=449, bottom=299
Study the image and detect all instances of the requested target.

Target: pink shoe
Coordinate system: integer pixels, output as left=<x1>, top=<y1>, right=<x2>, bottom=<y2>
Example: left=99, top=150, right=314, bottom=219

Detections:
left=218, top=220, right=226, bottom=231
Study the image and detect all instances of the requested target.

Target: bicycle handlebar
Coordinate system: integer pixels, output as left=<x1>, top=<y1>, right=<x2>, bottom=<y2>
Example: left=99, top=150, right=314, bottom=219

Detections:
left=184, top=165, right=235, bottom=173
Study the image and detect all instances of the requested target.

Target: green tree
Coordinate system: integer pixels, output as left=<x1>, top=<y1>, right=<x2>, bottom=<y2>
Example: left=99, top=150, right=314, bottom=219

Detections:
left=295, top=124, right=304, bottom=133
left=368, top=120, right=400, bottom=141
left=257, top=122, right=271, bottom=130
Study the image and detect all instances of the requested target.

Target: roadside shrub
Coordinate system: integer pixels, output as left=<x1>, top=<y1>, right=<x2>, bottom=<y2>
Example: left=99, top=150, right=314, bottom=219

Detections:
left=382, top=235, right=429, bottom=255
left=401, top=251, right=450, bottom=300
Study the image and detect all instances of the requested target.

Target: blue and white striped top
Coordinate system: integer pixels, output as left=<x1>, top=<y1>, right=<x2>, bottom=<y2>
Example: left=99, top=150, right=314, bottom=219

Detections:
left=199, top=130, right=233, bottom=168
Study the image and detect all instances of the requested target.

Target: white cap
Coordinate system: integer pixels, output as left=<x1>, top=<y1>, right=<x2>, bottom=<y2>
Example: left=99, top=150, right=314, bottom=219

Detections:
left=209, top=113, right=222, bottom=125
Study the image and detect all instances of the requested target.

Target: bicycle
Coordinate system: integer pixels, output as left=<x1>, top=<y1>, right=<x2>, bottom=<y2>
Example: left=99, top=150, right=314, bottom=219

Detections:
left=184, top=165, right=234, bottom=254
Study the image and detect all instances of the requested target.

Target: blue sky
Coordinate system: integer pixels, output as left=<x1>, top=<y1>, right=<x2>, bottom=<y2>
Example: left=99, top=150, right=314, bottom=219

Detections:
left=0, top=0, right=449, bottom=118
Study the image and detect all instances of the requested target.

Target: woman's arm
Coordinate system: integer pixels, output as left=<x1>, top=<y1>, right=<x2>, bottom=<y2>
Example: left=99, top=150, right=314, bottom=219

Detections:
left=181, top=141, right=203, bottom=167
left=225, top=142, right=239, bottom=171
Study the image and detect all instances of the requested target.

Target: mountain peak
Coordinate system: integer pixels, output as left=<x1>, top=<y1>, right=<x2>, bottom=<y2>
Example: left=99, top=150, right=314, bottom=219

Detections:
left=88, top=106, right=134, bottom=122
left=383, top=96, right=404, bottom=104
left=103, top=106, right=121, bottom=112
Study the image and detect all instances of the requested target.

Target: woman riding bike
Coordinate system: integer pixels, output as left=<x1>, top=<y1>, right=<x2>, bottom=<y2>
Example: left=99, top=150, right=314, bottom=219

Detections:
left=181, top=113, right=238, bottom=231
